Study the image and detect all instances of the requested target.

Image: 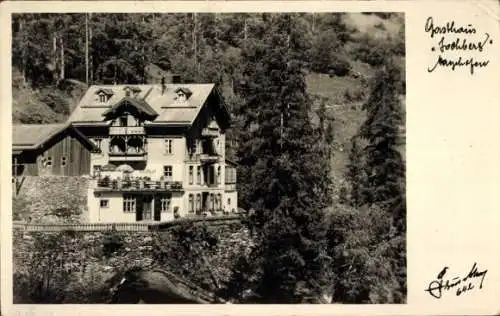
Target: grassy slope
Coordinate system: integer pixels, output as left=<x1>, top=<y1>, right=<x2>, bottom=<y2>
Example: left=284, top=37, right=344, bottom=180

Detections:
left=12, top=68, right=87, bottom=124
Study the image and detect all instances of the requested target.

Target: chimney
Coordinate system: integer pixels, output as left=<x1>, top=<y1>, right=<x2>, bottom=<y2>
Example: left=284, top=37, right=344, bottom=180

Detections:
left=161, top=77, right=166, bottom=95
left=172, top=75, right=182, bottom=84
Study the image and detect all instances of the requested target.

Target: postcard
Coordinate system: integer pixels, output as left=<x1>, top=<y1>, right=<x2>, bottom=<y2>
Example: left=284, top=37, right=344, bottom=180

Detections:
left=0, top=1, right=499, bottom=315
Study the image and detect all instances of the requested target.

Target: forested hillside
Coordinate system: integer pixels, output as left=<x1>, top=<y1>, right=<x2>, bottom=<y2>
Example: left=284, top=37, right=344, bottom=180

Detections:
left=12, top=12, right=404, bottom=167
left=12, top=12, right=406, bottom=304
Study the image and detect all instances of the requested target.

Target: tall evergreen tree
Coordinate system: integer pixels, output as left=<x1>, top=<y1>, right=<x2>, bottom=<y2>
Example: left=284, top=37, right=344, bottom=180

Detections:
left=357, top=57, right=405, bottom=229
left=232, top=14, right=333, bottom=303
left=342, top=56, right=406, bottom=303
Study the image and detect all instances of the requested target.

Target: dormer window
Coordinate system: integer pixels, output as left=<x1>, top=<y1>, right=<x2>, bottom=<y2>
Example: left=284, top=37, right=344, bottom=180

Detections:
left=174, top=87, right=193, bottom=102
left=177, top=91, right=186, bottom=102
left=124, top=86, right=141, bottom=98
left=99, top=93, right=107, bottom=103
left=95, top=88, right=114, bottom=104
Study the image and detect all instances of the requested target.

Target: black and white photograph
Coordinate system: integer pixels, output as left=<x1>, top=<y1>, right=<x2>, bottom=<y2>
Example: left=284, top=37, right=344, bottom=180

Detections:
left=9, top=11, right=406, bottom=304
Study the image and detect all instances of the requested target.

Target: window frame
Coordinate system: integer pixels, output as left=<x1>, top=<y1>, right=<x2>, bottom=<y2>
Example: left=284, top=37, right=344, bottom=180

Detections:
left=160, top=195, right=171, bottom=213
left=123, top=195, right=136, bottom=213
left=189, top=166, right=194, bottom=185
left=196, top=194, right=201, bottom=212
left=100, top=199, right=109, bottom=208
left=61, top=156, right=67, bottom=167
left=164, top=139, right=173, bottom=154
left=188, top=194, right=194, bottom=213
left=163, top=165, right=173, bottom=181
left=99, top=93, right=107, bottom=103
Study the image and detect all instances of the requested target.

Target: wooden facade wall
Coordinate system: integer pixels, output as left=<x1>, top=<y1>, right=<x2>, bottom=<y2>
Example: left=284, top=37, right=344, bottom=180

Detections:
left=15, top=130, right=92, bottom=176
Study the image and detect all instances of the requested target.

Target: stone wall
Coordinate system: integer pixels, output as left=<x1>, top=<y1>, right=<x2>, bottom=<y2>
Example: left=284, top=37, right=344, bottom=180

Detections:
left=13, top=176, right=90, bottom=223
left=13, top=222, right=253, bottom=303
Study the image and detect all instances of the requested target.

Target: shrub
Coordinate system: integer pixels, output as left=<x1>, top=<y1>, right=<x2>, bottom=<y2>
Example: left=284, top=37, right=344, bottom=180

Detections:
left=328, top=56, right=351, bottom=77
left=352, top=34, right=390, bottom=67
left=102, top=231, right=124, bottom=258
left=13, top=232, right=77, bottom=303
left=326, top=204, right=406, bottom=303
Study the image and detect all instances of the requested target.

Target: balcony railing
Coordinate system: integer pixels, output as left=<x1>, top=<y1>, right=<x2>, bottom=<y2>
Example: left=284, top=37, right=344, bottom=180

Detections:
left=96, top=176, right=183, bottom=192
left=109, top=126, right=145, bottom=135
left=108, top=151, right=147, bottom=161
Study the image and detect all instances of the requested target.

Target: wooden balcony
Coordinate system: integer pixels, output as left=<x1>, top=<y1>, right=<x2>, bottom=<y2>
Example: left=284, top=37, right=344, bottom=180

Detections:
left=108, top=151, right=147, bottom=162
left=109, top=126, right=145, bottom=135
left=95, top=177, right=183, bottom=193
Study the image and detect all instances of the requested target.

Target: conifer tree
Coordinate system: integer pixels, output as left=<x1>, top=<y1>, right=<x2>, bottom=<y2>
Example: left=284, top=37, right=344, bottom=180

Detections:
left=342, top=56, right=406, bottom=303
left=232, top=14, right=333, bottom=303
left=357, top=57, right=405, bottom=231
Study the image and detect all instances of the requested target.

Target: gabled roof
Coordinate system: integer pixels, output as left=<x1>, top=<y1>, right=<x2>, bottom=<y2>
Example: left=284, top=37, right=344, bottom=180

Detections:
left=102, top=97, right=158, bottom=118
left=67, top=84, right=231, bottom=128
left=12, top=123, right=100, bottom=153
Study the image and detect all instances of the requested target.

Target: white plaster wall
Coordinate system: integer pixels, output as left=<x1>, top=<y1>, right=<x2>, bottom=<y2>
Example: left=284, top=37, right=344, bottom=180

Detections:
left=162, top=192, right=184, bottom=220
left=90, top=137, right=110, bottom=172
left=224, top=191, right=238, bottom=213
left=146, top=137, right=186, bottom=180
left=90, top=192, right=137, bottom=223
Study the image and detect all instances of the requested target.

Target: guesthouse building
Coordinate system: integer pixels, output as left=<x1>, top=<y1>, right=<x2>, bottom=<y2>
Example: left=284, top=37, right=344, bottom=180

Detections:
left=67, top=80, right=238, bottom=223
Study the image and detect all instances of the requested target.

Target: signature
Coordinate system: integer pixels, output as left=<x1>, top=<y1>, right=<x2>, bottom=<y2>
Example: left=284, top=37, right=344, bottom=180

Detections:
left=425, top=262, right=487, bottom=299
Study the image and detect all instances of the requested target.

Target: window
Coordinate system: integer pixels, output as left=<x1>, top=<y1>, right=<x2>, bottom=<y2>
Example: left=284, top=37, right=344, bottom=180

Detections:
left=46, top=156, right=52, bottom=167
left=165, top=139, right=173, bottom=154
left=216, top=166, right=221, bottom=184
left=189, top=166, right=194, bottom=184
left=210, top=194, right=215, bottom=211
left=193, top=140, right=198, bottom=154
left=228, top=198, right=231, bottom=206
left=176, top=91, right=186, bottom=102
left=208, top=166, right=215, bottom=185
left=99, top=93, right=107, bottom=103
left=189, top=194, right=194, bottom=213
left=163, top=166, right=173, bottom=181
left=196, top=166, right=201, bottom=184
left=61, top=156, right=67, bottom=167
left=100, top=199, right=109, bottom=208
left=196, top=194, right=201, bottom=212
left=215, top=194, right=222, bottom=210
left=119, top=116, right=127, bottom=127
left=160, top=195, right=171, bottom=213
left=93, top=165, right=101, bottom=178
left=93, top=138, right=102, bottom=150
left=123, top=195, right=136, bottom=213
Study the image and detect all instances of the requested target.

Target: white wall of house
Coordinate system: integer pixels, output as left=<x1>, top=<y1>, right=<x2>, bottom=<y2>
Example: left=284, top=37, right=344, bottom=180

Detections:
left=224, top=190, right=238, bottom=213
left=90, top=137, right=110, bottom=174
left=146, top=137, right=185, bottom=180
left=88, top=190, right=185, bottom=223
left=90, top=192, right=137, bottom=223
